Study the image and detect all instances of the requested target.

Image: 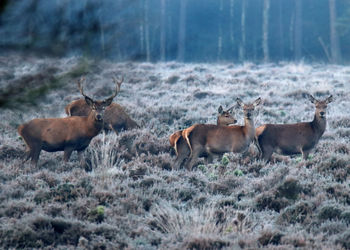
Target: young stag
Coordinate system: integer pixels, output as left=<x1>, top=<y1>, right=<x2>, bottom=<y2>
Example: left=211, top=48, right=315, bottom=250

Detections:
left=170, top=105, right=237, bottom=168
left=255, top=95, right=333, bottom=162
left=183, top=98, right=261, bottom=170
left=18, top=77, right=121, bottom=166
left=65, top=76, right=139, bottom=133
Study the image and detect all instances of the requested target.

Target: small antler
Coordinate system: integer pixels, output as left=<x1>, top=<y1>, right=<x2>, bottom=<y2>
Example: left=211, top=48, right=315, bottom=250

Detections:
left=77, top=77, right=87, bottom=98
left=110, top=75, right=124, bottom=99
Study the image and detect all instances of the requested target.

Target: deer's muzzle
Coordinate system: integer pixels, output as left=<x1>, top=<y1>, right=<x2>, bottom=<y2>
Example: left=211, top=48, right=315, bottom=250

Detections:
left=96, top=114, right=103, bottom=121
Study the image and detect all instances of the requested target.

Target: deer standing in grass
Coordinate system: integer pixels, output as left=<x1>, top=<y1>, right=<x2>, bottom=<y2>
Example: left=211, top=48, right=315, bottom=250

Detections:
left=65, top=76, right=139, bottom=133
left=255, top=95, right=333, bottom=162
left=18, top=77, right=122, bottom=166
left=170, top=105, right=237, bottom=169
left=182, top=98, right=261, bottom=170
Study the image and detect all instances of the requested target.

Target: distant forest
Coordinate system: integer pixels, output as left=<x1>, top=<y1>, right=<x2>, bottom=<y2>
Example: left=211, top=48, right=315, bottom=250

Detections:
left=0, top=0, right=349, bottom=63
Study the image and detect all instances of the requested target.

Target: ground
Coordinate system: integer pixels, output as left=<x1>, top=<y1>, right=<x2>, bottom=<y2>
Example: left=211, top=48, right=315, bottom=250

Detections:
left=0, top=53, right=350, bottom=249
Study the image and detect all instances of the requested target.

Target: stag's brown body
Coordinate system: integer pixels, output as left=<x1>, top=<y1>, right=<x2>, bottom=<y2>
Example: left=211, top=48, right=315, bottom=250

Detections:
left=65, top=99, right=139, bottom=133
left=255, top=95, right=333, bottom=161
left=18, top=77, right=121, bottom=166
left=18, top=114, right=103, bottom=164
left=182, top=98, right=261, bottom=170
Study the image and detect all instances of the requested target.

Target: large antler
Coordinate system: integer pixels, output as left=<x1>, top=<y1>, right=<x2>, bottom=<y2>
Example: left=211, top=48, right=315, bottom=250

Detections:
left=77, top=77, right=88, bottom=98
left=109, top=75, right=124, bottom=99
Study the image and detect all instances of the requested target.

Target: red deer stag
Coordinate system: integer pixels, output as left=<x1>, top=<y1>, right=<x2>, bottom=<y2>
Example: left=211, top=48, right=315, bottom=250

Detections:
left=255, top=94, right=333, bottom=162
left=170, top=105, right=237, bottom=168
left=65, top=76, right=139, bottom=133
left=18, top=77, right=121, bottom=166
left=182, top=98, right=261, bottom=170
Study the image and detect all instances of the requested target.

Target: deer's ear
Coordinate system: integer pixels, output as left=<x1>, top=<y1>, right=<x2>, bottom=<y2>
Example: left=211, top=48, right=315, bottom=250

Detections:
left=218, top=105, right=223, bottom=114
left=236, top=98, right=243, bottom=107
left=84, top=96, right=94, bottom=107
left=254, top=97, right=261, bottom=106
left=326, top=95, right=333, bottom=104
left=308, top=94, right=317, bottom=104
left=103, top=97, right=113, bottom=107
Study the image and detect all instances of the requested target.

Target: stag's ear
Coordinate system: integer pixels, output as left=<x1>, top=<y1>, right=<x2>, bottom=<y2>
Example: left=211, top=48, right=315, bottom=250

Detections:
left=84, top=96, right=94, bottom=107
left=218, top=105, right=223, bottom=114
left=308, top=94, right=317, bottom=104
left=236, top=98, right=243, bottom=107
left=326, top=95, right=333, bottom=104
left=254, top=97, right=262, bottom=106
left=103, top=97, right=113, bottom=107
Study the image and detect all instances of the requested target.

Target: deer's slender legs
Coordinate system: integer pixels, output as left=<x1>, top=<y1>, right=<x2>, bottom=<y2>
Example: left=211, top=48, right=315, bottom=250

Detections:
left=173, top=137, right=190, bottom=170
left=174, top=153, right=187, bottom=170
left=185, top=145, right=203, bottom=171
left=21, top=142, right=32, bottom=163
left=205, top=153, right=214, bottom=165
left=77, top=150, right=86, bottom=166
left=31, top=147, right=41, bottom=166
left=261, top=145, right=273, bottom=162
left=22, top=150, right=31, bottom=163
left=254, top=139, right=262, bottom=158
left=109, top=124, right=119, bottom=135
left=63, top=147, right=74, bottom=162
left=301, top=148, right=310, bottom=160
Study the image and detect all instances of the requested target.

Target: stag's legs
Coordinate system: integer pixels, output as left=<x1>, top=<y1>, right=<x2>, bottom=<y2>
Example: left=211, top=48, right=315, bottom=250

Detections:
left=63, top=147, right=74, bottom=162
left=30, top=147, right=41, bottom=166
left=21, top=142, right=34, bottom=164
left=22, top=150, right=31, bottom=163
left=77, top=150, right=86, bottom=166
left=301, top=148, right=310, bottom=160
left=109, top=124, right=119, bottom=134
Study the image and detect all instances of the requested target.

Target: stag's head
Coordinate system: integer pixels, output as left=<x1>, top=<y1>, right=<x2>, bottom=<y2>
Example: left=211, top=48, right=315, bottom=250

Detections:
left=77, top=76, right=123, bottom=121
left=309, top=94, right=333, bottom=119
left=217, top=105, right=237, bottom=125
left=236, top=97, right=261, bottom=120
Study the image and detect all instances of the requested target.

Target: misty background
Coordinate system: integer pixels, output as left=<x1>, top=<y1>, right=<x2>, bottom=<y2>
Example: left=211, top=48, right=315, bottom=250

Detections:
left=0, top=0, right=349, bottom=63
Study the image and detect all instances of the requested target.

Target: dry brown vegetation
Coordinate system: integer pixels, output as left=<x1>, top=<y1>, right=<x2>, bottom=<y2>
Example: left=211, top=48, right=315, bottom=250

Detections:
left=0, top=53, right=349, bottom=249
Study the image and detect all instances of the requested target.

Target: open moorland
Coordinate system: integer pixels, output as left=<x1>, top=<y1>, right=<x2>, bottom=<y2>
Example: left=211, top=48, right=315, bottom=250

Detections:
left=0, top=53, right=350, bottom=249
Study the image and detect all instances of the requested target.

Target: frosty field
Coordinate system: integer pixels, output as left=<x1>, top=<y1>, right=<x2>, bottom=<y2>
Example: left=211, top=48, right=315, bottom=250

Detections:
left=0, top=54, right=350, bottom=249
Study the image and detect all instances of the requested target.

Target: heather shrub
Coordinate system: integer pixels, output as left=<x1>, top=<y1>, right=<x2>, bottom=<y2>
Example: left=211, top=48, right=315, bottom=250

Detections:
left=336, top=231, right=350, bottom=249
left=340, top=210, right=350, bottom=224
left=278, top=201, right=314, bottom=225
left=255, top=192, right=289, bottom=212
left=183, top=236, right=230, bottom=250
left=317, top=203, right=342, bottom=221
left=1, top=200, right=34, bottom=219
left=258, top=230, right=284, bottom=246
left=276, top=177, right=302, bottom=200
left=280, top=232, right=308, bottom=248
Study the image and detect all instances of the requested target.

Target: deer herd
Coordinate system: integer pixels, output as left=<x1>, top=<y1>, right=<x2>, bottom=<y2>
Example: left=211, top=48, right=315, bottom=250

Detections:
left=18, top=76, right=333, bottom=170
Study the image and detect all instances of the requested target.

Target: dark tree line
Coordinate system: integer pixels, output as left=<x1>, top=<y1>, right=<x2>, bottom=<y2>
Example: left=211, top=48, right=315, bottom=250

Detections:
left=0, top=0, right=349, bottom=63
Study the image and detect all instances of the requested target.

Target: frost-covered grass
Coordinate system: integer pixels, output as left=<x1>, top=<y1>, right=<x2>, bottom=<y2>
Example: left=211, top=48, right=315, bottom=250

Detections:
left=0, top=53, right=350, bottom=249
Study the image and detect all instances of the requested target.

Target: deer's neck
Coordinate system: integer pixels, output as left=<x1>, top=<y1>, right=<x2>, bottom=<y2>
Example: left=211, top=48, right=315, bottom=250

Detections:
left=311, top=114, right=326, bottom=137
left=243, top=117, right=255, bottom=140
